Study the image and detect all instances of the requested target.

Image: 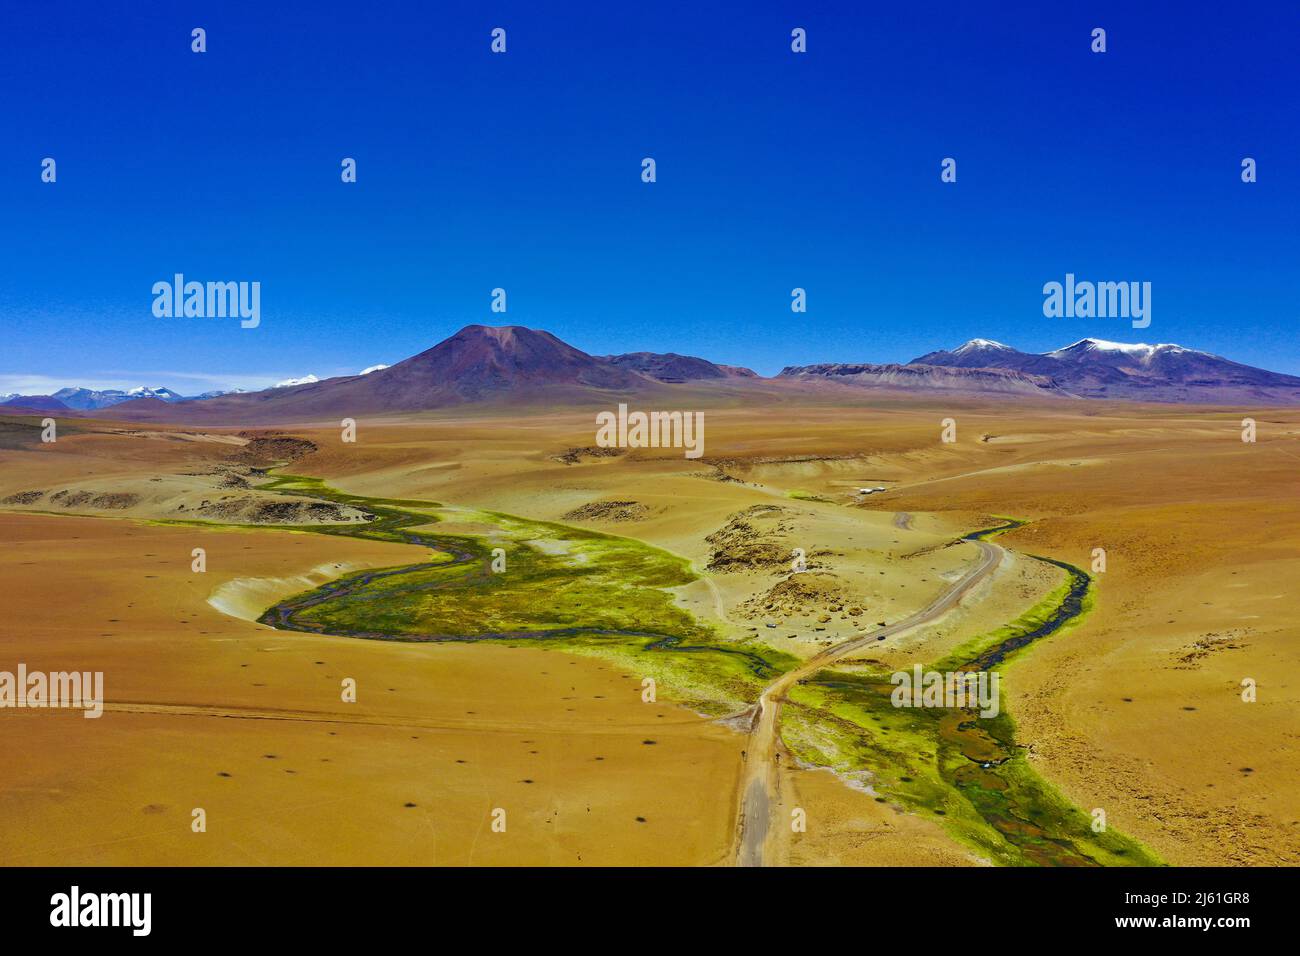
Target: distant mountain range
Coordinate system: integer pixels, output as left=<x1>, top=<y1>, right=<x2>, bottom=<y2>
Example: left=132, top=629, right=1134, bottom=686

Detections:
left=0, top=370, right=363, bottom=413
left=47, top=386, right=185, bottom=410
left=778, top=361, right=1063, bottom=397
left=0, top=394, right=74, bottom=414
left=899, top=337, right=1300, bottom=403
left=0, top=384, right=236, bottom=412
left=4, top=327, right=1297, bottom=422
left=107, top=325, right=663, bottom=422
left=599, top=352, right=758, bottom=383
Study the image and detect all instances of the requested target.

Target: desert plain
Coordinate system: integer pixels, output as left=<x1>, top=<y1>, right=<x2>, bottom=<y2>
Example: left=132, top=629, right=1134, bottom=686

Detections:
left=1, top=389, right=1297, bottom=866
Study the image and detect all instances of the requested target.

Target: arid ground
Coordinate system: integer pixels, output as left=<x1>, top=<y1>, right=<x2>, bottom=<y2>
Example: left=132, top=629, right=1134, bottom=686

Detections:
left=1, top=395, right=1296, bottom=865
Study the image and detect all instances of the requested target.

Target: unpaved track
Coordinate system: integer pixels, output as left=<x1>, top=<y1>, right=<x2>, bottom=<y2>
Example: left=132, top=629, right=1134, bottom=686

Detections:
left=733, top=532, right=1002, bottom=866
left=104, top=700, right=681, bottom=736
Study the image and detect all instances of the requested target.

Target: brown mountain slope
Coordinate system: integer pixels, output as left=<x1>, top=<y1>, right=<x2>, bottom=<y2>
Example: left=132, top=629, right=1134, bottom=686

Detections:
left=778, top=362, right=1068, bottom=397
left=600, top=352, right=759, bottom=382
left=94, top=325, right=663, bottom=424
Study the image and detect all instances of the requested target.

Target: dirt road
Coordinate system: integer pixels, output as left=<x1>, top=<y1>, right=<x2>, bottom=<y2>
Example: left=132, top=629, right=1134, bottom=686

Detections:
left=733, top=531, right=1002, bottom=866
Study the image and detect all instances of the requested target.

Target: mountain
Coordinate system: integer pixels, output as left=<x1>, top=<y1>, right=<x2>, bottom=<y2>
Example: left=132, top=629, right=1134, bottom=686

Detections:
left=194, top=388, right=248, bottom=400
left=600, top=351, right=758, bottom=382
left=51, top=386, right=184, bottom=410
left=358, top=325, right=649, bottom=403
left=779, top=362, right=1064, bottom=397
left=103, top=397, right=172, bottom=415
left=66, top=326, right=1300, bottom=424
left=911, top=339, right=1019, bottom=369
left=0, top=395, right=72, bottom=413
left=911, top=338, right=1300, bottom=403
left=273, top=375, right=319, bottom=389
left=126, top=386, right=184, bottom=402
left=94, top=325, right=660, bottom=422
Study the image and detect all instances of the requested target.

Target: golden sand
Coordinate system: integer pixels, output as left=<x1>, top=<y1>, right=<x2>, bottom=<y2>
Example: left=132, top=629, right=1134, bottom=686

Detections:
left=0, top=512, right=741, bottom=865
left=2, top=399, right=1297, bottom=865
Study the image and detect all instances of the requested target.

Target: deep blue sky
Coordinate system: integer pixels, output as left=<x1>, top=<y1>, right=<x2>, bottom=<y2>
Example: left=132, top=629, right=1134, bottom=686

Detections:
left=2, top=0, right=1297, bottom=392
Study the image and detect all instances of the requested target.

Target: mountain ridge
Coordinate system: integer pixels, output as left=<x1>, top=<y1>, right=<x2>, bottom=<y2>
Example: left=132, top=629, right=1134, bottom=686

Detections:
left=778, top=362, right=1067, bottom=397
left=907, top=336, right=1300, bottom=403
left=8, top=327, right=1296, bottom=424
left=599, top=351, right=758, bottom=383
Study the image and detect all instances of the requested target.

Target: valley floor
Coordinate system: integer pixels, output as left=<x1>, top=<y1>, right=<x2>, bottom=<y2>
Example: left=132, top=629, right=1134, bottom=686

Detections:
left=0, top=399, right=1297, bottom=865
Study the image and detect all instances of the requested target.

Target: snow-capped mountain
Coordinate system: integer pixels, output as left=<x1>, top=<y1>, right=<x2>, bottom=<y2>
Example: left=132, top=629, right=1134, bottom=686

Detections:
left=51, top=386, right=183, bottom=410
left=359, top=364, right=389, bottom=375
left=1044, top=338, right=1205, bottom=360
left=23, top=329, right=1300, bottom=427
left=126, top=386, right=183, bottom=401
left=912, top=339, right=1017, bottom=368
left=5, top=384, right=244, bottom=411
left=912, top=337, right=1300, bottom=403
left=957, top=338, right=1012, bottom=353
left=273, top=375, right=319, bottom=389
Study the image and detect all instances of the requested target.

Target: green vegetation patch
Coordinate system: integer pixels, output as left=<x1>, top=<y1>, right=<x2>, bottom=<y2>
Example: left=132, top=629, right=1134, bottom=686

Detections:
left=785, top=490, right=834, bottom=503
left=780, top=520, right=1161, bottom=866
left=254, top=474, right=796, bottom=714
left=788, top=661, right=1160, bottom=866
left=242, top=486, right=1155, bottom=860
left=936, top=557, right=1093, bottom=672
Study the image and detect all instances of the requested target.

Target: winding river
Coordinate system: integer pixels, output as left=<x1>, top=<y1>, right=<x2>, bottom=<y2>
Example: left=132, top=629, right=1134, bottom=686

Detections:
left=252, top=479, right=1156, bottom=867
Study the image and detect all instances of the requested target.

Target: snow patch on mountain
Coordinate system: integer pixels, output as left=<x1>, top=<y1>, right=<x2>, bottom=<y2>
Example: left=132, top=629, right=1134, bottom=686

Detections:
left=273, top=375, right=319, bottom=388
left=126, top=386, right=183, bottom=400
left=954, top=338, right=1012, bottom=353
left=1045, top=338, right=1208, bottom=362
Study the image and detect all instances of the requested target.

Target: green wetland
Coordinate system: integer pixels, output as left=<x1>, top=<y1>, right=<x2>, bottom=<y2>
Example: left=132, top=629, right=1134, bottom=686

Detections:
left=249, top=475, right=1161, bottom=866
left=255, top=474, right=796, bottom=715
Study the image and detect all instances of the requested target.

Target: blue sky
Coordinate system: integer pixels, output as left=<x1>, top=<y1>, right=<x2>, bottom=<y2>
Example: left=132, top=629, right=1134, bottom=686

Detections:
left=1, top=0, right=1297, bottom=392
